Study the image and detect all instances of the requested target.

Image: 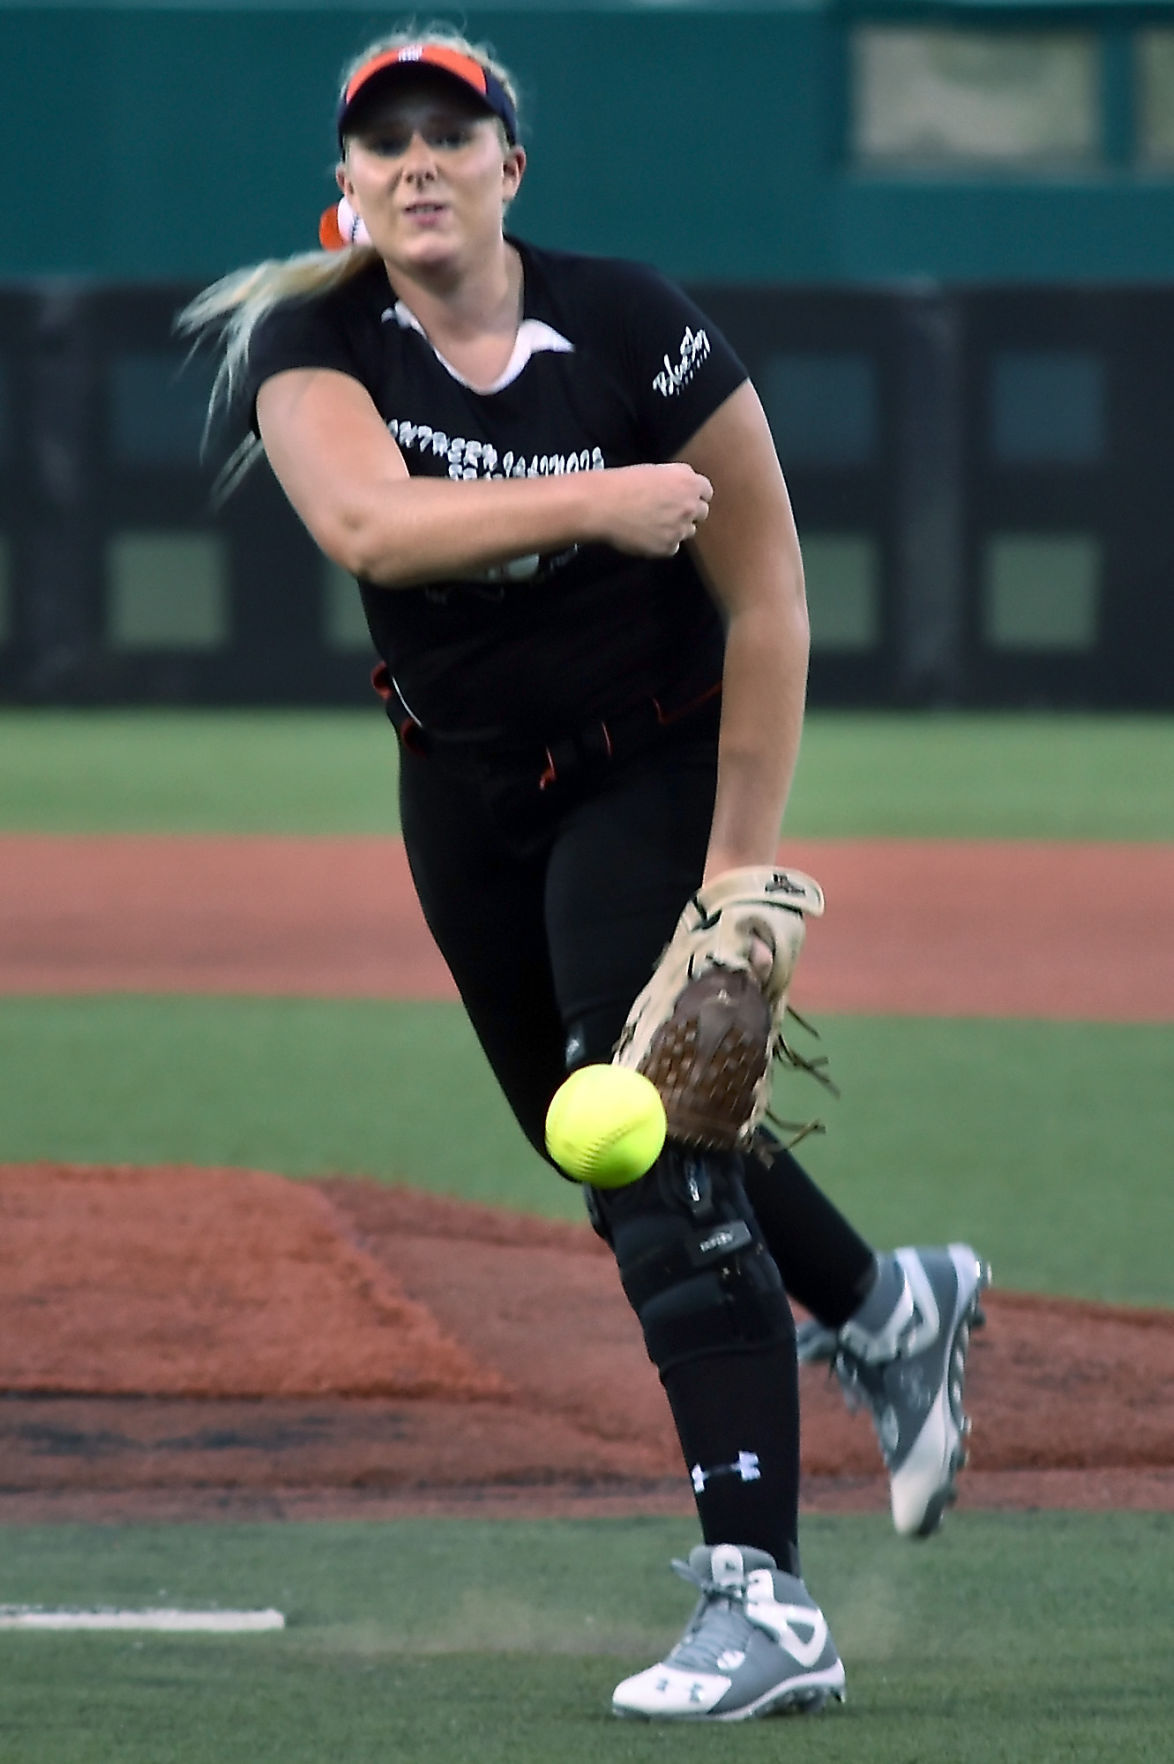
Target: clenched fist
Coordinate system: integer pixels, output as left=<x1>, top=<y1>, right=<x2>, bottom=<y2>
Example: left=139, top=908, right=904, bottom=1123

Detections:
left=591, top=462, right=713, bottom=557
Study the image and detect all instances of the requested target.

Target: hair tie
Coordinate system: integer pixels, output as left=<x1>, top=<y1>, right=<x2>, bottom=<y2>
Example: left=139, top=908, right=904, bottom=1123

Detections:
left=318, top=196, right=372, bottom=251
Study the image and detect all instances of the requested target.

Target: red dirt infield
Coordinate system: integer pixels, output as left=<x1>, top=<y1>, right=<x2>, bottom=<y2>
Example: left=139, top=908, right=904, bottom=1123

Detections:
left=1, top=833, right=1170, bottom=1522
left=1, top=1166, right=1171, bottom=1525
left=2, top=834, right=1172, bottom=1018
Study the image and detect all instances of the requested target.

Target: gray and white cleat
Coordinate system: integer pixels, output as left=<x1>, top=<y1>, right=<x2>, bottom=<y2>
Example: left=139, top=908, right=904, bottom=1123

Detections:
left=612, top=1543, right=845, bottom=1721
left=797, top=1243, right=991, bottom=1537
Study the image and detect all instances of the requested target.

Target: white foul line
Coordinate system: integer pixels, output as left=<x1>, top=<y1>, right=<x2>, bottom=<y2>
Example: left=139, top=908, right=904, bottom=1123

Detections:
left=0, top=1607, right=286, bottom=1633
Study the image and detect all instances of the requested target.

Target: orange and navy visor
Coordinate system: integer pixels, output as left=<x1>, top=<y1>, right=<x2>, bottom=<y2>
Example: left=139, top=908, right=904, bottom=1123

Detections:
left=336, top=43, right=519, bottom=146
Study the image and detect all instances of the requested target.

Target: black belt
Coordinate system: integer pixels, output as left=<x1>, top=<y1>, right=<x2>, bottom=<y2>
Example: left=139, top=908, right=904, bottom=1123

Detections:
left=372, top=661, right=721, bottom=792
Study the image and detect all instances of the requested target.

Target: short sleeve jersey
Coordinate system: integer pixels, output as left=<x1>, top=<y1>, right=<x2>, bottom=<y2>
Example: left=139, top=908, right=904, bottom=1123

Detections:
left=246, top=238, right=748, bottom=740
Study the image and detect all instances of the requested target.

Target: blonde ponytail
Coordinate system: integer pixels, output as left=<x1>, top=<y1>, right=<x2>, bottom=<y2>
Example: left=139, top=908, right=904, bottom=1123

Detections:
left=175, top=247, right=379, bottom=496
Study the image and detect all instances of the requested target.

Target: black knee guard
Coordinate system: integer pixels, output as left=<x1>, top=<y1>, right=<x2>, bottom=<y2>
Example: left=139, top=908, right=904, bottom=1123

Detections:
left=590, top=1145, right=792, bottom=1375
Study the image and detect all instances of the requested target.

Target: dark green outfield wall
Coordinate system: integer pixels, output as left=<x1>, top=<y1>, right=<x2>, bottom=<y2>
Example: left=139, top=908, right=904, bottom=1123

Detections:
left=5, top=1, right=1174, bottom=285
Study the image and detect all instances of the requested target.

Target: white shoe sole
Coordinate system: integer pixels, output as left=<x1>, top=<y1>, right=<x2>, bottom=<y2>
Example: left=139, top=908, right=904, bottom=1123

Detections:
left=612, top=1659, right=846, bottom=1721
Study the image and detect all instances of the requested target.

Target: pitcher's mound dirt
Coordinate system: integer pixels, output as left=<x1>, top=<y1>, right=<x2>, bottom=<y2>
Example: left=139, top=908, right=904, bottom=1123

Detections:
left=1, top=1164, right=1170, bottom=1524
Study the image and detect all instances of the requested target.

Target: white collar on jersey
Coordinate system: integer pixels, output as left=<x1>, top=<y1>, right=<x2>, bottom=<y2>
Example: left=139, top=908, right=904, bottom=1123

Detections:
left=381, top=300, right=573, bottom=393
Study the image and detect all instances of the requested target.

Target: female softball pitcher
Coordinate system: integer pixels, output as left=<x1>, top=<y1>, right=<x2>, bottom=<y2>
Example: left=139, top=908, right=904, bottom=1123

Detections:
left=181, top=27, right=988, bottom=1721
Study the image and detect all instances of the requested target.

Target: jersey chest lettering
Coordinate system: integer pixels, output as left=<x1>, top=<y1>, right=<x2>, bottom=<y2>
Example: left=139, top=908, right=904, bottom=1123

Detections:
left=386, top=417, right=606, bottom=482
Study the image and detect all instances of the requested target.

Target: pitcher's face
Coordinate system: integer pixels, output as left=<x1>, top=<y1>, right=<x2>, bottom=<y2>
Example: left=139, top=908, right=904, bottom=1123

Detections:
left=339, top=74, right=524, bottom=279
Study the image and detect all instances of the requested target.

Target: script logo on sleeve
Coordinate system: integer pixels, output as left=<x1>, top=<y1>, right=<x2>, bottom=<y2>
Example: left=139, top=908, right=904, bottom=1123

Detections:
left=653, top=326, right=711, bottom=398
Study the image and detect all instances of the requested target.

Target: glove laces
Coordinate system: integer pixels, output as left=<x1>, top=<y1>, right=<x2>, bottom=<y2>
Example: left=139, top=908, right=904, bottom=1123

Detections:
left=766, top=1006, right=840, bottom=1148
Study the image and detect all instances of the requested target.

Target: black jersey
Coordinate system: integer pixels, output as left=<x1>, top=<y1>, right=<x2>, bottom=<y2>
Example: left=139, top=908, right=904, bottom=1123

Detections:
left=247, top=238, right=748, bottom=739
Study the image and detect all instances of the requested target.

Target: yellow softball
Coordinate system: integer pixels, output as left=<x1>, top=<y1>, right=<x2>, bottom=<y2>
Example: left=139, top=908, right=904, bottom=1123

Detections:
left=544, top=1065, right=667, bottom=1188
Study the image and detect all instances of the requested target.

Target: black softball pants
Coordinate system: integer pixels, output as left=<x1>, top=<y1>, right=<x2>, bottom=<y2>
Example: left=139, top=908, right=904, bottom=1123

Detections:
left=397, top=716, right=875, bottom=1323
left=398, top=719, right=720, bottom=1144
left=395, top=714, right=875, bottom=1570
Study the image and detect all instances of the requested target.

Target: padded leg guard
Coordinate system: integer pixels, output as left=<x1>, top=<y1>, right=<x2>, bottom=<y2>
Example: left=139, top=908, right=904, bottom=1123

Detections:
left=590, top=1145, right=792, bottom=1375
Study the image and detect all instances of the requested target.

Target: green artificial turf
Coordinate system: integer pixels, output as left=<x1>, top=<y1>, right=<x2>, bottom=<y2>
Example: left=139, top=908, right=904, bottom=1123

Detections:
left=0, top=1514, right=1169, bottom=1763
left=784, top=711, right=1174, bottom=840
left=1, top=997, right=1169, bottom=1305
left=2, top=709, right=1172, bottom=838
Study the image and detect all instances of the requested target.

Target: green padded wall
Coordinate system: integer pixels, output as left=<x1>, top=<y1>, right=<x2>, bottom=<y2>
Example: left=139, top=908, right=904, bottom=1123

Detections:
left=4, top=2, right=1174, bottom=285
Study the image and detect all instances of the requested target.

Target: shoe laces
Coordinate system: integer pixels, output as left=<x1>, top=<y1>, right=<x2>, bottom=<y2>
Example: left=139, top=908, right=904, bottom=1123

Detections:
left=831, top=1356, right=902, bottom=1463
left=828, top=1346, right=887, bottom=1416
left=665, top=1558, right=758, bottom=1674
left=833, top=1290, right=931, bottom=1386
left=829, top=1326, right=939, bottom=1466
